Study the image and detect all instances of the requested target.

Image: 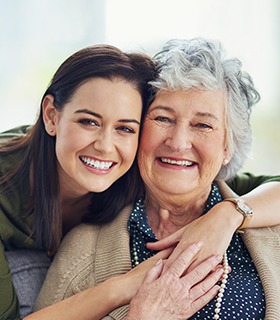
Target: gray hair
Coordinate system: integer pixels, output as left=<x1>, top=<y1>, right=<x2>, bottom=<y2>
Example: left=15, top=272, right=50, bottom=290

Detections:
left=150, top=38, right=260, bottom=181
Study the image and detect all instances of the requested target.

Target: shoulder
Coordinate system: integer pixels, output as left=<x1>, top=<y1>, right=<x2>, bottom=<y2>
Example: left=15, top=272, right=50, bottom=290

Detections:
left=228, top=172, right=280, bottom=195
left=0, top=125, right=31, bottom=150
left=34, top=223, right=101, bottom=310
left=0, top=125, right=31, bottom=139
left=34, top=204, right=133, bottom=310
left=0, top=125, right=31, bottom=175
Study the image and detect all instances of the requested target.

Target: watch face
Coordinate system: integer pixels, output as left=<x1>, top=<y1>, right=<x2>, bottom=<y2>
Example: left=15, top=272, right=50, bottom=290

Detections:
left=238, top=200, right=253, bottom=214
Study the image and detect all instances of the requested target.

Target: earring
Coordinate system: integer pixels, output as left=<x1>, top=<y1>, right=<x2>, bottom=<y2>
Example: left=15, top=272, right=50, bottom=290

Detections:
left=223, top=158, right=229, bottom=165
left=50, top=129, right=54, bottom=133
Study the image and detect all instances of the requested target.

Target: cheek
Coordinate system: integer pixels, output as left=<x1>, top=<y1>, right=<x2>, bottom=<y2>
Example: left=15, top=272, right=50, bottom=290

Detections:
left=56, top=130, right=83, bottom=156
left=139, top=122, right=164, bottom=155
left=119, top=136, right=139, bottom=165
left=198, top=136, right=226, bottom=170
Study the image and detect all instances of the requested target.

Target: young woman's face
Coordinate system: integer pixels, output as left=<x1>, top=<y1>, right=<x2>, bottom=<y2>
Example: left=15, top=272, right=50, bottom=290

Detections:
left=47, top=77, right=142, bottom=197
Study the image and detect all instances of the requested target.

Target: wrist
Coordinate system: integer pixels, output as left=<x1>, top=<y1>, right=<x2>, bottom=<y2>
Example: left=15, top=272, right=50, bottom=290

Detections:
left=215, top=201, right=244, bottom=230
left=223, top=198, right=253, bottom=232
left=101, top=276, right=129, bottom=309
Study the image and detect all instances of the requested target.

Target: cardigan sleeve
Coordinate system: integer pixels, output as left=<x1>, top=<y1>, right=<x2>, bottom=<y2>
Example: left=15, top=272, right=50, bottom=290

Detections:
left=227, top=172, right=280, bottom=196
left=34, top=223, right=101, bottom=311
left=34, top=205, right=133, bottom=320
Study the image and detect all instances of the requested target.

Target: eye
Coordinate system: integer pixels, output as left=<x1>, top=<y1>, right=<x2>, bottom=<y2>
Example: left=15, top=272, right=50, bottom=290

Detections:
left=154, top=116, right=172, bottom=123
left=78, top=119, right=100, bottom=127
left=117, top=126, right=136, bottom=134
left=195, top=123, right=212, bottom=129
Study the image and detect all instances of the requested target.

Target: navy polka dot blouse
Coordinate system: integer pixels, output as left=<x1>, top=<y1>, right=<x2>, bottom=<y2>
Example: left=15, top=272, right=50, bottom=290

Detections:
left=127, top=183, right=265, bottom=319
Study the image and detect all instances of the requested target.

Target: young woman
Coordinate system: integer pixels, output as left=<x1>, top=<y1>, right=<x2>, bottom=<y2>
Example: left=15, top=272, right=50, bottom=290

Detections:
left=0, top=44, right=157, bottom=319
left=0, top=43, right=279, bottom=320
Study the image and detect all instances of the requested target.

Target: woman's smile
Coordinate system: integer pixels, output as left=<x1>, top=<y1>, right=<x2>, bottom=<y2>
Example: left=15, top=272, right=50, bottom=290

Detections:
left=50, top=77, right=142, bottom=197
left=80, top=156, right=115, bottom=172
left=156, top=157, right=196, bottom=169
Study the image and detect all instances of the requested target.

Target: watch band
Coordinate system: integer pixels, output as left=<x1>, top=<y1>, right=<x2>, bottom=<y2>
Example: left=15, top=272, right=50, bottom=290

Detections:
left=223, top=198, right=253, bottom=233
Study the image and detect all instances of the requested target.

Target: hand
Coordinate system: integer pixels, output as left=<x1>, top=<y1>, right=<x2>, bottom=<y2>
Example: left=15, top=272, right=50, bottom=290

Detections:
left=147, top=201, right=237, bottom=272
left=125, top=242, right=223, bottom=320
left=115, top=247, right=174, bottom=305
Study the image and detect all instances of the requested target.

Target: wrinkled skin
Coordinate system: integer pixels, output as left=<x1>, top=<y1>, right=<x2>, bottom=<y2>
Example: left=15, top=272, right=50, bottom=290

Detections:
left=125, top=242, right=223, bottom=320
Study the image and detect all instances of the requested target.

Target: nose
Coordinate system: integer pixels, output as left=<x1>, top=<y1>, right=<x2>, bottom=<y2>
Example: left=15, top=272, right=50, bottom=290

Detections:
left=94, top=129, right=114, bottom=154
left=165, top=123, right=192, bottom=152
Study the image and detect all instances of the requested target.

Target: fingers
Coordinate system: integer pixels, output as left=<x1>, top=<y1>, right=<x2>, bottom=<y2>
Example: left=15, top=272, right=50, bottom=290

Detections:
left=166, top=241, right=203, bottom=278
left=190, top=266, right=223, bottom=300
left=214, top=264, right=232, bottom=276
left=152, top=246, right=174, bottom=261
left=183, top=254, right=223, bottom=288
left=146, top=227, right=184, bottom=250
left=161, top=242, right=186, bottom=274
left=191, top=284, right=221, bottom=313
left=142, top=259, right=164, bottom=284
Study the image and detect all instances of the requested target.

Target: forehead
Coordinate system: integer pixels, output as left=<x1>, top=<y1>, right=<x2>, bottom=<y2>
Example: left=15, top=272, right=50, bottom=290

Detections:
left=149, top=89, right=226, bottom=118
left=62, top=77, right=143, bottom=119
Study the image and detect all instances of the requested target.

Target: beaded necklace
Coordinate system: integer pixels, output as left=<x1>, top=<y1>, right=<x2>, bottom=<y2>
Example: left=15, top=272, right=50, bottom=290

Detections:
left=132, top=237, right=229, bottom=320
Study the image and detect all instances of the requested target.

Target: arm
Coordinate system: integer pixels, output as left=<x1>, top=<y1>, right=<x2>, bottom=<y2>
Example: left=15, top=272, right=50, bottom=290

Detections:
left=26, top=249, right=172, bottom=320
left=125, top=242, right=223, bottom=320
left=0, top=242, right=21, bottom=320
left=148, top=173, right=280, bottom=271
left=229, top=173, right=280, bottom=227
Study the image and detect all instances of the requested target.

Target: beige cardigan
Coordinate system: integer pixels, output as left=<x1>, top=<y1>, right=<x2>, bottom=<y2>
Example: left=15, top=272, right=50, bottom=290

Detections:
left=34, top=199, right=280, bottom=319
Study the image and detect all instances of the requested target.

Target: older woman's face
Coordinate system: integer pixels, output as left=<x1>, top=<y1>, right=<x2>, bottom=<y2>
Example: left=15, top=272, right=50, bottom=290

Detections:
left=137, top=89, right=230, bottom=200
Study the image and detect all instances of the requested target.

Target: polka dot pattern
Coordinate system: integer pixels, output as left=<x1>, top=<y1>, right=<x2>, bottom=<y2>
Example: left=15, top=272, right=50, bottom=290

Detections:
left=127, top=183, right=266, bottom=319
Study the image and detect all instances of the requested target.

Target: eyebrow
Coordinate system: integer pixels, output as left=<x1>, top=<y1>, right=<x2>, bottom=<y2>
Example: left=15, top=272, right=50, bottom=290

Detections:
left=149, top=106, right=218, bottom=120
left=195, top=112, right=219, bottom=122
left=75, top=109, right=140, bottom=125
left=149, top=105, right=174, bottom=113
left=75, top=109, right=102, bottom=118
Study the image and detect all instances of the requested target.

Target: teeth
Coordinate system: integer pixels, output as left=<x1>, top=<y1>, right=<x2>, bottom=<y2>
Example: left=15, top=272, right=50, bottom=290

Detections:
left=160, top=157, right=194, bottom=167
left=81, top=157, right=113, bottom=170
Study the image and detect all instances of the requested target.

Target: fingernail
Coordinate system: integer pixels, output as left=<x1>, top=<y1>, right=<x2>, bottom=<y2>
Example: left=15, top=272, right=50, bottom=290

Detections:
left=216, top=267, right=224, bottom=275
left=155, top=259, right=162, bottom=266
left=215, top=254, right=223, bottom=262
left=195, top=241, right=203, bottom=248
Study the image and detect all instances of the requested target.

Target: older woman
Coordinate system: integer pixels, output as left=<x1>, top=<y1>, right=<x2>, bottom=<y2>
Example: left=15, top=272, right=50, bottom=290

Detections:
left=34, top=39, right=280, bottom=320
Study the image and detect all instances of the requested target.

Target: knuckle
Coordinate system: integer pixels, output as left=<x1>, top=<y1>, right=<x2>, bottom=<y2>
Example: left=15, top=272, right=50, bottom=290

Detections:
left=198, top=282, right=208, bottom=294
left=192, top=268, right=204, bottom=280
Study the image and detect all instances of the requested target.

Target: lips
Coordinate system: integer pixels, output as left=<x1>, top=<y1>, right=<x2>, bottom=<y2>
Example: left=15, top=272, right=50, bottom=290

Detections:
left=159, top=157, right=195, bottom=167
left=80, top=156, right=114, bottom=170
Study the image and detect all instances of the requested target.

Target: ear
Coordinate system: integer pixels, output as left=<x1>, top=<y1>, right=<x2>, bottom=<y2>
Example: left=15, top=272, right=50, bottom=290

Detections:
left=42, top=94, right=58, bottom=136
left=222, top=147, right=231, bottom=166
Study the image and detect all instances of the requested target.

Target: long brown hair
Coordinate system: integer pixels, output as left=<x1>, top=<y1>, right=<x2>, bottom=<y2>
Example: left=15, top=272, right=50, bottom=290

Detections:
left=0, top=45, right=155, bottom=254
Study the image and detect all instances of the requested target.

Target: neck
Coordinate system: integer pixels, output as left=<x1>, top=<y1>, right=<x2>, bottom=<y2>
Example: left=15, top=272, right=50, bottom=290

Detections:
left=144, top=190, right=209, bottom=240
left=61, top=192, right=93, bottom=235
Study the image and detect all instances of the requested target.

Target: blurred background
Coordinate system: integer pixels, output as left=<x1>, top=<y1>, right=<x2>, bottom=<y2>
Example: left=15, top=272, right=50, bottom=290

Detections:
left=0, top=0, right=279, bottom=175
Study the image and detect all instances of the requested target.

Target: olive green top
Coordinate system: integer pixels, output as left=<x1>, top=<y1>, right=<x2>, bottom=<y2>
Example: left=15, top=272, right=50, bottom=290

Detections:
left=0, top=126, right=34, bottom=320
left=0, top=126, right=280, bottom=320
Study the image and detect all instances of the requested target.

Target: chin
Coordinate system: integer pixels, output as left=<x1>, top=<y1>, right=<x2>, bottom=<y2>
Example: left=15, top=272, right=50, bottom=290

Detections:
left=90, top=183, right=115, bottom=193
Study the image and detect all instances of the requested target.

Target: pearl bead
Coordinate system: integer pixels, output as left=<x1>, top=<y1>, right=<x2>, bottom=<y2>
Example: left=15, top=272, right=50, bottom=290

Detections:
left=213, top=251, right=228, bottom=319
left=132, top=234, right=140, bottom=266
